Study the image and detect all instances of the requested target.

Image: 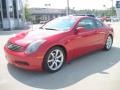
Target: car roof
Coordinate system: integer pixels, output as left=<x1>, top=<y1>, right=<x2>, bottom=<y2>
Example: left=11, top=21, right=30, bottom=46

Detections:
left=66, top=15, right=90, bottom=19
left=57, top=15, right=96, bottom=21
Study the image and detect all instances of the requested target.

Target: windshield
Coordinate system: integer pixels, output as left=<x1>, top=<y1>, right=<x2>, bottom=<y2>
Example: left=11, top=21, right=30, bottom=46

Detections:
left=42, top=16, right=78, bottom=31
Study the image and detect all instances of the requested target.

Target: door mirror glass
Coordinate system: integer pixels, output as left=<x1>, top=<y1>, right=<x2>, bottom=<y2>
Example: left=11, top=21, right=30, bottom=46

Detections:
left=76, top=27, right=85, bottom=31
left=75, top=27, right=85, bottom=33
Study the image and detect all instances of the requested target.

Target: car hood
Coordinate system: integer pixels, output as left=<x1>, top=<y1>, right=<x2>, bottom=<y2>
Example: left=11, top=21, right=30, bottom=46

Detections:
left=10, top=29, right=64, bottom=46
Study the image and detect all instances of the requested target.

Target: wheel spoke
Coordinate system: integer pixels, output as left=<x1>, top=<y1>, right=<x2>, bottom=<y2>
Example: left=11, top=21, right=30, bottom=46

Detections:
left=55, top=50, right=59, bottom=57
left=50, top=52, right=55, bottom=58
left=56, top=54, right=62, bottom=59
left=48, top=59, right=54, bottom=63
left=56, top=59, right=61, bottom=63
left=50, top=62, right=55, bottom=68
left=54, top=62, right=58, bottom=68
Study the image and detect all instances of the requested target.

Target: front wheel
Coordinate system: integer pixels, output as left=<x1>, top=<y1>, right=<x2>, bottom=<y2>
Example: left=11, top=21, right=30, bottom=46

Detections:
left=43, top=47, right=65, bottom=73
left=104, top=35, right=113, bottom=50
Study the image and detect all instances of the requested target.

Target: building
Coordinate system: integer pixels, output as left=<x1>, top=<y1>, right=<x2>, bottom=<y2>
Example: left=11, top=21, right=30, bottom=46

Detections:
left=116, top=0, right=120, bottom=18
left=30, top=8, right=67, bottom=24
left=0, top=0, right=25, bottom=30
left=30, top=8, right=104, bottom=24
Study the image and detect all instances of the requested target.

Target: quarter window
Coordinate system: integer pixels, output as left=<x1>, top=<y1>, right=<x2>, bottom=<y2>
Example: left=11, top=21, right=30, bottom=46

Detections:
left=95, top=20, right=104, bottom=28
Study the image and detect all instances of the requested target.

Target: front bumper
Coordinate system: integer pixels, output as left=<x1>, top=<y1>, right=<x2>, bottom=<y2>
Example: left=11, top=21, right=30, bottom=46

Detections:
left=4, top=46, right=44, bottom=71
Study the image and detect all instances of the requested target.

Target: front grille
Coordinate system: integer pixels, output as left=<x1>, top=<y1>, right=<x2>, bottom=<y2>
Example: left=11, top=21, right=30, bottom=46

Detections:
left=7, top=42, right=23, bottom=52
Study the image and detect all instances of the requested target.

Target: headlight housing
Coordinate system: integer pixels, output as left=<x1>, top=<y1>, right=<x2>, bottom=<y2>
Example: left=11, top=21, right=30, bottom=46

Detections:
left=10, top=34, right=16, bottom=38
left=25, top=39, right=46, bottom=54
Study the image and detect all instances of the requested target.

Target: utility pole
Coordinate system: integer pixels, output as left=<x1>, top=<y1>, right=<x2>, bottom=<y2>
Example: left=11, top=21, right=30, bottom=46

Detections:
left=111, top=0, right=114, bottom=16
left=103, top=4, right=106, bottom=16
left=67, top=0, right=70, bottom=15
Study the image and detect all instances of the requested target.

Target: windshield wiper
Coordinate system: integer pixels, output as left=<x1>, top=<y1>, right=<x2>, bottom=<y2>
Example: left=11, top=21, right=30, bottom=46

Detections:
left=44, top=28, right=58, bottom=31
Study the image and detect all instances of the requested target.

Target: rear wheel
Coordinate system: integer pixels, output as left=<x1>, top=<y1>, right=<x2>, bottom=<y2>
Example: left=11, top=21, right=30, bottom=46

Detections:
left=44, top=47, right=65, bottom=73
left=104, top=35, right=113, bottom=50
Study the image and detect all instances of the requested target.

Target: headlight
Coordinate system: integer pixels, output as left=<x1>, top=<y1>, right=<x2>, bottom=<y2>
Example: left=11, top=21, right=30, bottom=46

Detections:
left=25, top=39, right=46, bottom=54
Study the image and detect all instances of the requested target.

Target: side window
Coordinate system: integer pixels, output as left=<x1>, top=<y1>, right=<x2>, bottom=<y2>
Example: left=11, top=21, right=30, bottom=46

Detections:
left=77, top=18, right=96, bottom=30
left=95, top=20, right=104, bottom=28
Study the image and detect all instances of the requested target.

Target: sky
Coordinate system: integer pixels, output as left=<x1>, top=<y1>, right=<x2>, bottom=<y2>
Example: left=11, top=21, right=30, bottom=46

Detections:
left=23, top=0, right=116, bottom=10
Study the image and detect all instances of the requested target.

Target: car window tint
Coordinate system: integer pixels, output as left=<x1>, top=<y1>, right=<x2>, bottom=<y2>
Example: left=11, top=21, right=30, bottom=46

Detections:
left=78, top=18, right=96, bottom=30
left=95, top=20, right=104, bottom=28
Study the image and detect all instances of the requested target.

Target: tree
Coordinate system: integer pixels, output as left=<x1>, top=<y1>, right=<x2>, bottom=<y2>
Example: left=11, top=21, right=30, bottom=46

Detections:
left=110, top=7, right=116, bottom=16
left=103, top=7, right=116, bottom=16
left=24, top=5, right=32, bottom=21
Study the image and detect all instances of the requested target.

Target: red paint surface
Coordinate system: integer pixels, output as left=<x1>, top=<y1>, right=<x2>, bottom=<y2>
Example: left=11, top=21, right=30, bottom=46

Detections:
left=4, top=16, right=113, bottom=71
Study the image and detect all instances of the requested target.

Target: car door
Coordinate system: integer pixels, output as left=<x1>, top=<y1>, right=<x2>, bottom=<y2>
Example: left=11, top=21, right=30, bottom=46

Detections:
left=74, top=18, right=101, bottom=57
left=94, top=20, right=107, bottom=46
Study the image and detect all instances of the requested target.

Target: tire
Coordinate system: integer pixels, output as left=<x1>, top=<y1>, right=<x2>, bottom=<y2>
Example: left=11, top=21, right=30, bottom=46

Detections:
left=43, top=47, right=65, bottom=73
left=104, top=35, right=113, bottom=50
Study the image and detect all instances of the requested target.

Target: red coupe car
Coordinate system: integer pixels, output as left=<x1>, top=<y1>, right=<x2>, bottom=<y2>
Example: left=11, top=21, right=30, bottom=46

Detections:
left=4, top=16, right=113, bottom=72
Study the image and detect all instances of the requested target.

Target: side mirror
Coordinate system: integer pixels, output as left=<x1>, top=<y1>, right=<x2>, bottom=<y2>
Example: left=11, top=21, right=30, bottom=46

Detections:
left=75, top=27, right=85, bottom=34
left=76, top=27, right=85, bottom=30
left=76, top=27, right=85, bottom=31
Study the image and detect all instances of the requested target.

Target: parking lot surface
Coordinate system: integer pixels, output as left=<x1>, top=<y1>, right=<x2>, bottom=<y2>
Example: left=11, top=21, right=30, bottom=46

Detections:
left=0, top=22, right=120, bottom=90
